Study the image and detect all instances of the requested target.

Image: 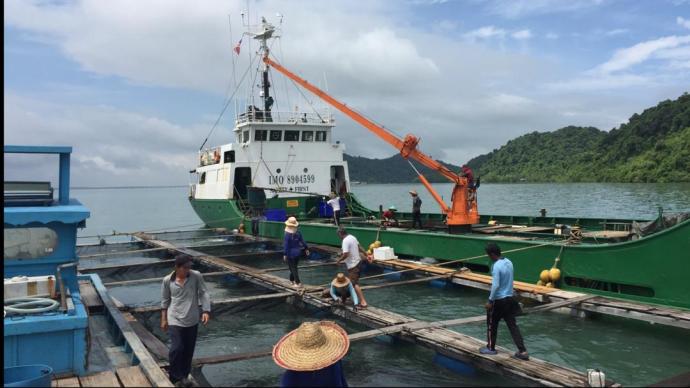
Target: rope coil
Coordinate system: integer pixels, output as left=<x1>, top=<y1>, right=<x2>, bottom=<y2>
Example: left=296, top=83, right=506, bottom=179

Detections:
left=4, top=297, right=60, bottom=316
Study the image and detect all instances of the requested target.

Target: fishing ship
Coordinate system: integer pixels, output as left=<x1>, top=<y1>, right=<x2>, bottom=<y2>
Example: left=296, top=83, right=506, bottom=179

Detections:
left=189, top=16, right=690, bottom=309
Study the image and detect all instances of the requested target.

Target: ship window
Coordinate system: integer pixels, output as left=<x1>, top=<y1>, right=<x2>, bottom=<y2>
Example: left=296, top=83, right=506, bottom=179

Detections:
left=315, top=131, right=327, bottom=142
left=200, top=172, right=206, bottom=184
left=302, top=131, right=314, bottom=141
left=270, top=130, right=282, bottom=141
left=255, top=130, right=268, bottom=141
left=224, top=150, right=235, bottom=163
left=285, top=130, right=300, bottom=141
left=242, top=130, right=249, bottom=143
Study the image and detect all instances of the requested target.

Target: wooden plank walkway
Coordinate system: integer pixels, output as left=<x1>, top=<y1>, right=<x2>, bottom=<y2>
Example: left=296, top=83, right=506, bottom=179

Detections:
left=77, top=371, right=120, bottom=387
left=372, top=258, right=690, bottom=329
left=79, top=280, right=104, bottom=313
left=305, top=239, right=690, bottom=330
left=116, top=366, right=152, bottom=387
left=52, top=366, right=151, bottom=387
left=133, top=235, right=608, bottom=387
left=84, top=274, right=173, bottom=387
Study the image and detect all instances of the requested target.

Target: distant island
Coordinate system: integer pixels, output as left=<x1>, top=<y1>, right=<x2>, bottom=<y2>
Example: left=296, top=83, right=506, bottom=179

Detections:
left=347, top=92, right=690, bottom=183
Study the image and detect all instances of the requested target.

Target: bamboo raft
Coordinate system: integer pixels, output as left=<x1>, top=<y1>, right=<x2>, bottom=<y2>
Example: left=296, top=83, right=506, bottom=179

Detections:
left=73, top=228, right=690, bottom=386
left=121, top=232, right=617, bottom=387
left=71, top=231, right=690, bottom=386
left=299, top=241, right=690, bottom=330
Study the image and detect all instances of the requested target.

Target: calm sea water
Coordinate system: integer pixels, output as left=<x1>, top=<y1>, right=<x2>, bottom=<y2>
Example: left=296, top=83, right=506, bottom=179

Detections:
left=75, top=183, right=690, bottom=240
left=74, top=184, right=690, bottom=386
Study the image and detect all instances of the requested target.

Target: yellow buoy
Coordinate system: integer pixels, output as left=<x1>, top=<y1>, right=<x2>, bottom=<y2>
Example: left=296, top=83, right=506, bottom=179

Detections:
left=539, top=270, right=550, bottom=283
left=373, top=241, right=382, bottom=248
left=549, top=268, right=561, bottom=282
left=546, top=282, right=554, bottom=288
left=536, top=280, right=544, bottom=286
left=367, top=249, right=372, bottom=255
left=369, top=243, right=376, bottom=251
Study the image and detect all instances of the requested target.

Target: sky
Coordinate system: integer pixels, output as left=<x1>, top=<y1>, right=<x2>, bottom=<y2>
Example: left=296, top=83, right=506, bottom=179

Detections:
left=4, top=0, right=690, bottom=187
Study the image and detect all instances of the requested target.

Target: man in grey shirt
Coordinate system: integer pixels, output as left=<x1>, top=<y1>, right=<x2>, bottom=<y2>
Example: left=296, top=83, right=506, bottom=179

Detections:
left=161, top=255, right=211, bottom=386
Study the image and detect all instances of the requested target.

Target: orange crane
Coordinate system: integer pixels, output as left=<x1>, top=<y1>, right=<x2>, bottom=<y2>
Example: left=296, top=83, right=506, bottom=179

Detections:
left=263, top=55, right=479, bottom=232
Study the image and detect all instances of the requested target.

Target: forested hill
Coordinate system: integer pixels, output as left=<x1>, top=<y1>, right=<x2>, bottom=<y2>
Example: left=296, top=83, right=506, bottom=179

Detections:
left=344, top=154, right=461, bottom=183
left=345, top=93, right=689, bottom=183
left=467, top=93, right=690, bottom=183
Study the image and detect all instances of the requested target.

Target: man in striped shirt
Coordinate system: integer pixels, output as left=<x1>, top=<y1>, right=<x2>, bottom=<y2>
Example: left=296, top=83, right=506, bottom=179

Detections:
left=161, top=255, right=212, bottom=386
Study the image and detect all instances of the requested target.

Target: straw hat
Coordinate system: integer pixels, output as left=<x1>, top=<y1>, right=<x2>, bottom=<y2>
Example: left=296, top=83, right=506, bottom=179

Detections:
left=409, top=190, right=418, bottom=196
left=331, top=273, right=351, bottom=287
left=272, top=321, right=350, bottom=371
left=284, top=216, right=299, bottom=233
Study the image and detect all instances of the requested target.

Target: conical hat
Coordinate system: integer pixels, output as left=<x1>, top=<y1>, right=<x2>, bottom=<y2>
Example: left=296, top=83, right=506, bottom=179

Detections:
left=272, top=321, right=349, bottom=371
left=331, top=273, right=351, bottom=287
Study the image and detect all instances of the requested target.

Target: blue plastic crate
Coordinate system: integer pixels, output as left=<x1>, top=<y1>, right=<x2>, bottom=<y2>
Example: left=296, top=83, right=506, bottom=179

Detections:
left=264, top=208, right=287, bottom=222
left=318, top=201, right=334, bottom=217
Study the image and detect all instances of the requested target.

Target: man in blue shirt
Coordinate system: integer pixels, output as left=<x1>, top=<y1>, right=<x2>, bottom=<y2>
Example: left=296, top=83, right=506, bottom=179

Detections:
left=479, top=243, right=529, bottom=360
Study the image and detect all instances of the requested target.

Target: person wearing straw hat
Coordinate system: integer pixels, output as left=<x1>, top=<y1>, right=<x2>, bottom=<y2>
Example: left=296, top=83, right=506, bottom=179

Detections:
left=273, top=321, right=350, bottom=387
left=327, top=192, right=342, bottom=226
left=284, top=217, right=310, bottom=287
left=409, top=190, right=423, bottom=229
left=330, top=273, right=360, bottom=307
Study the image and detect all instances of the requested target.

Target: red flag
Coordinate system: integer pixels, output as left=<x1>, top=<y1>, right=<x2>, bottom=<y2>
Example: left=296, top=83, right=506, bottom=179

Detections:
left=233, top=37, right=242, bottom=55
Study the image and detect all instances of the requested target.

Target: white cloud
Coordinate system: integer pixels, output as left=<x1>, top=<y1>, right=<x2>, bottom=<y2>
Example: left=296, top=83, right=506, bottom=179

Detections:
left=545, top=32, right=559, bottom=40
left=3, top=93, right=205, bottom=186
left=605, top=28, right=629, bottom=36
left=546, top=73, right=650, bottom=92
left=4, top=0, right=690, bottom=185
left=678, top=16, right=690, bottom=29
left=484, top=0, right=605, bottom=19
left=594, top=35, right=690, bottom=74
left=463, top=25, right=506, bottom=40
left=512, top=29, right=532, bottom=40
left=547, top=34, right=690, bottom=92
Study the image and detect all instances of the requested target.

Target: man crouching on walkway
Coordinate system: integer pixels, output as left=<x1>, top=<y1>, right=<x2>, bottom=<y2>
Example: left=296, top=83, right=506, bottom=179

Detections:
left=161, top=254, right=212, bottom=386
left=479, top=243, right=529, bottom=361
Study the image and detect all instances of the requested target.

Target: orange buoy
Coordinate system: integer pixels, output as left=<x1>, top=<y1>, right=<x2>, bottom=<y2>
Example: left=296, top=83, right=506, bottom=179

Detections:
left=549, top=268, right=561, bottom=282
left=539, top=270, right=550, bottom=283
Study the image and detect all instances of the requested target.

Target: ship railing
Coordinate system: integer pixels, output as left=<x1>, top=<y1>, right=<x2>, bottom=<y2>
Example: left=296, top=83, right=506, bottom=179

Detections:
left=235, top=111, right=334, bottom=125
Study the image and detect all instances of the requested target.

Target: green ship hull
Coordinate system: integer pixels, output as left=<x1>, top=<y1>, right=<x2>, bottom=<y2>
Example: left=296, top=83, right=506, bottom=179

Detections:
left=189, top=194, right=690, bottom=309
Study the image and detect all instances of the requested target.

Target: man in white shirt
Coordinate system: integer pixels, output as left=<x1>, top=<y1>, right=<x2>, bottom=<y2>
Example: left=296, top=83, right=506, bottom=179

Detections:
left=336, top=228, right=368, bottom=308
left=327, top=193, right=342, bottom=225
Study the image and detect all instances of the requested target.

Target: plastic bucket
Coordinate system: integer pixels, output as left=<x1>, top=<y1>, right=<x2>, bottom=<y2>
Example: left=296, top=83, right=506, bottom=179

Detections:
left=4, top=364, right=53, bottom=387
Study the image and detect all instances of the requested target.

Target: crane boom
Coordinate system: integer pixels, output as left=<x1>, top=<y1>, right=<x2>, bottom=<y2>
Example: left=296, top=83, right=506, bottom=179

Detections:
left=263, top=55, right=479, bottom=230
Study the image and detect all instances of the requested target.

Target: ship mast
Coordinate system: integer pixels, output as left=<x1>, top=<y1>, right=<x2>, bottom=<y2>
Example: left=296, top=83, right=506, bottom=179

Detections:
left=255, top=17, right=275, bottom=113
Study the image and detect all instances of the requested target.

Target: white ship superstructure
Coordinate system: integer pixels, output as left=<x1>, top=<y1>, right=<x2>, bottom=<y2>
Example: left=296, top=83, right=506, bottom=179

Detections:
left=190, top=17, right=350, bottom=205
